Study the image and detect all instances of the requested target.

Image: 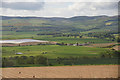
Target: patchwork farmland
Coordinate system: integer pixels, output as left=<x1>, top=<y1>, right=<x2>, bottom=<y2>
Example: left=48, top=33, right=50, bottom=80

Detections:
left=1, top=15, right=120, bottom=79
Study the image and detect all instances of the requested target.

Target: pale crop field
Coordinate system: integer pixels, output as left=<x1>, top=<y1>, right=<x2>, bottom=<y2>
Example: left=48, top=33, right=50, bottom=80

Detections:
left=87, top=43, right=117, bottom=48
left=1, top=65, right=119, bottom=78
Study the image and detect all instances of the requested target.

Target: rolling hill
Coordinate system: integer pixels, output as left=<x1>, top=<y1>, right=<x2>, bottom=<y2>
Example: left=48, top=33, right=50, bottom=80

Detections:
left=1, top=16, right=118, bottom=33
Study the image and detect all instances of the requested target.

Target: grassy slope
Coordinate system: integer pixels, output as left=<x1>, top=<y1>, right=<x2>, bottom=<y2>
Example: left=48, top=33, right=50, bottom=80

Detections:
left=2, top=16, right=118, bottom=33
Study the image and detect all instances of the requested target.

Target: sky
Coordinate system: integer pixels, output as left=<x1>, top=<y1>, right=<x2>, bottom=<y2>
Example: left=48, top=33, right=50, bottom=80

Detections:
left=0, top=0, right=119, bottom=17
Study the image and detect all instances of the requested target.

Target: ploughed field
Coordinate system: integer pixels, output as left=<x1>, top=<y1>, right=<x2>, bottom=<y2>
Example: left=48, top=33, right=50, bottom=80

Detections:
left=2, top=65, right=119, bottom=78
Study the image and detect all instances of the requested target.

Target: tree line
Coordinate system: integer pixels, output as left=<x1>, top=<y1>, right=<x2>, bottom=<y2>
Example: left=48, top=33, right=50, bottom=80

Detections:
left=87, top=32, right=116, bottom=41
left=2, top=50, right=119, bottom=67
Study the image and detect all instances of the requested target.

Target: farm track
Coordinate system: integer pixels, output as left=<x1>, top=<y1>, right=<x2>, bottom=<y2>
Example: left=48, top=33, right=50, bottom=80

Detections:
left=1, top=65, right=119, bottom=78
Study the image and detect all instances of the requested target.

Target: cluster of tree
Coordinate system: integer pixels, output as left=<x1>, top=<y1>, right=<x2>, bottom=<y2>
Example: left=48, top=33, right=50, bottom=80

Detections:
left=53, top=34, right=83, bottom=38
left=2, top=55, right=47, bottom=67
left=87, top=32, right=116, bottom=41
left=37, top=32, right=83, bottom=38
left=2, top=50, right=119, bottom=67
left=117, top=35, right=120, bottom=42
left=37, top=31, right=118, bottom=42
left=100, top=49, right=120, bottom=58
left=37, top=32, right=61, bottom=35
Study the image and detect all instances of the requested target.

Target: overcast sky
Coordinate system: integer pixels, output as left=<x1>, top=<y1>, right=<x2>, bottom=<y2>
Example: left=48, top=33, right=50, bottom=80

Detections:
left=0, top=0, right=119, bottom=17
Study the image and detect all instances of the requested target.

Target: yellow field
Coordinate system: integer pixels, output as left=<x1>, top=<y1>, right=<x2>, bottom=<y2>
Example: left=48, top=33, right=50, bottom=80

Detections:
left=1, top=65, right=119, bottom=78
left=87, top=43, right=117, bottom=47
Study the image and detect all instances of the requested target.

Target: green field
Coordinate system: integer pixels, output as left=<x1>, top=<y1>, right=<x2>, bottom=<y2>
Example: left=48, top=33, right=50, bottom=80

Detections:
left=2, top=31, right=114, bottom=44
left=3, top=45, right=119, bottom=67
left=2, top=45, right=107, bottom=58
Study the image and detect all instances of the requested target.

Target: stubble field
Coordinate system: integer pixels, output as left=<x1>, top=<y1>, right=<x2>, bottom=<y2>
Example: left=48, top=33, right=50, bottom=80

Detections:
left=2, top=65, right=119, bottom=78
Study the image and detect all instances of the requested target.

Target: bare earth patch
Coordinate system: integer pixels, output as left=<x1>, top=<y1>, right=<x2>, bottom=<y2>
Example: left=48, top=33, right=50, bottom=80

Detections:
left=86, top=43, right=117, bottom=48
left=113, top=45, right=120, bottom=51
left=1, top=65, right=119, bottom=78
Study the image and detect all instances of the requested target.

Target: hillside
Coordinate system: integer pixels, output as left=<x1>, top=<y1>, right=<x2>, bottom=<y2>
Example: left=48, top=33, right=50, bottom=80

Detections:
left=1, top=16, right=118, bottom=33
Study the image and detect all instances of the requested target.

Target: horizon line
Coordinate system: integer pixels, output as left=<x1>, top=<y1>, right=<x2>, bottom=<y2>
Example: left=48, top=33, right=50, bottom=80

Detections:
left=0, top=15, right=118, bottom=18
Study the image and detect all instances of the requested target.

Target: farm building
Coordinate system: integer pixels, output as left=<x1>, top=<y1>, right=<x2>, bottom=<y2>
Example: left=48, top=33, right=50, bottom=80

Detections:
left=15, top=52, right=23, bottom=55
left=67, top=43, right=89, bottom=46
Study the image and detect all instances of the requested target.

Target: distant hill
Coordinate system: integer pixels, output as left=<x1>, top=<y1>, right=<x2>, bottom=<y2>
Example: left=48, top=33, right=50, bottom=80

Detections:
left=1, top=16, right=118, bottom=33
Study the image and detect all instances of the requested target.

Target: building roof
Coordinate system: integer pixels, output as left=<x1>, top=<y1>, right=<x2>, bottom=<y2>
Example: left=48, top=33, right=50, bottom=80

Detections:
left=16, top=52, right=23, bottom=54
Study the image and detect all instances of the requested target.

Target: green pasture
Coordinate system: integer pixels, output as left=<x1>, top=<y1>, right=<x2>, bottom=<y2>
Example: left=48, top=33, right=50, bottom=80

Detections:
left=37, top=37, right=114, bottom=43
left=2, top=31, right=114, bottom=43
left=2, top=45, right=107, bottom=58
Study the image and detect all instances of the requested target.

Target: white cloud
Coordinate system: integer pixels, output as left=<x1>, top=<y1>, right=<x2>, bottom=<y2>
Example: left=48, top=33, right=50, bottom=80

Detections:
left=67, top=2, right=118, bottom=16
left=1, top=2, right=119, bottom=17
left=68, top=2, right=118, bottom=11
left=43, top=0, right=119, bottom=2
left=2, top=2, right=44, bottom=10
left=2, top=0, right=38, bottom=2
left=2, top=0, right=119, bottom=2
